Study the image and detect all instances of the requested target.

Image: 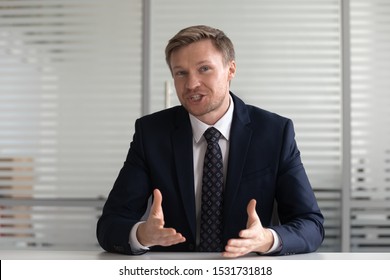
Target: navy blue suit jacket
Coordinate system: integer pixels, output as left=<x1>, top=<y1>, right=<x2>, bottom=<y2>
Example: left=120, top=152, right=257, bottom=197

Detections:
left=97, top=93, right=324, bottom=255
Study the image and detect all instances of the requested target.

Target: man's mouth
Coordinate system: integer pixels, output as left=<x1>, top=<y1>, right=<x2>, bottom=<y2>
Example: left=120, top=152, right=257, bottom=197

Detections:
left=189, top=94, right=202, bottom=101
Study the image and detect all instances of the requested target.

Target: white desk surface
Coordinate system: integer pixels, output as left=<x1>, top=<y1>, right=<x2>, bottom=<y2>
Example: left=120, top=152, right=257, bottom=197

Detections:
left=1, top=250, right=390, bottom=260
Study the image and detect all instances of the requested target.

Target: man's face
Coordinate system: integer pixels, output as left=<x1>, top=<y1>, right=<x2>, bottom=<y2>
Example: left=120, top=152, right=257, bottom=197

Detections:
left=170, top=39, right=236, bottom=125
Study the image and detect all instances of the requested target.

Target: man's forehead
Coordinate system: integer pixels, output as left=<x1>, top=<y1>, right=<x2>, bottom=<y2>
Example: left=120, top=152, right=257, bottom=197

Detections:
left=170, top=41, right=223, bottom=63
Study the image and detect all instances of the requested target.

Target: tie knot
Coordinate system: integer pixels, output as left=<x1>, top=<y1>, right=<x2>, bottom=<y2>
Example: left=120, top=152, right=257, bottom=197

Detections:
left=204, top=127, right=222, bottom=144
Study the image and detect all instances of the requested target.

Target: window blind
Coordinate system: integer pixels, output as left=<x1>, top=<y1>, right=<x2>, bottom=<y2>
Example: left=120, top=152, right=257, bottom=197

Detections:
left=149, top=0, right=343, bottom=252
left=0, top=0, right=142, bottom=249
left=350, top=0, right=390, bottom=251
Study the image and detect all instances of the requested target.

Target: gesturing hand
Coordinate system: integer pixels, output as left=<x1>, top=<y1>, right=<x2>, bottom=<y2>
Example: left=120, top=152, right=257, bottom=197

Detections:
left=136, top=189, right=186, bottom=247
left=222, top=199, right=274, bottom=258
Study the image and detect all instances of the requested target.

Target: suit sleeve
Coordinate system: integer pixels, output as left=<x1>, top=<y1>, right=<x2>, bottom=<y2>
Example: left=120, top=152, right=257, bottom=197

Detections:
left=96, top=119, right=152, bottom=255
left=270, top=119, right=325, bottom=255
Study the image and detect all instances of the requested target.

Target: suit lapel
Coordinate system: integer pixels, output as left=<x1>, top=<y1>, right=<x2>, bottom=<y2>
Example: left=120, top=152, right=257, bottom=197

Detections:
left=224, top=94, right=252, bottom=222
left=172, top=108, right=196, bottom=241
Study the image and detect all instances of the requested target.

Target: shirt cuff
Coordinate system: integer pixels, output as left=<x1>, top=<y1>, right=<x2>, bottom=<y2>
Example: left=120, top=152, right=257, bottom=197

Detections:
left=264, top=229, right=282, bottom=254
left=129, top=221, right=150, bottom=253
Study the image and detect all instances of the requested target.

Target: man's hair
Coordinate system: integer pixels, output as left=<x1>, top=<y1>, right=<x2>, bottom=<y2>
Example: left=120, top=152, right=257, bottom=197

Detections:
left=165, top=25, right=235, bottom=70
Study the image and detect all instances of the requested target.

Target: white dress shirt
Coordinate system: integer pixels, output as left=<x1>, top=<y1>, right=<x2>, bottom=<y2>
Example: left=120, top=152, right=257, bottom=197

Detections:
left=129, top=96, right=280, bottom=253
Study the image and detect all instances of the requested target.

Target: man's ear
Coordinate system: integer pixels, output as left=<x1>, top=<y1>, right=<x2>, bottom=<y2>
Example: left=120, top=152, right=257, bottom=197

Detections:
left=228, top=60, right=236, bottom=80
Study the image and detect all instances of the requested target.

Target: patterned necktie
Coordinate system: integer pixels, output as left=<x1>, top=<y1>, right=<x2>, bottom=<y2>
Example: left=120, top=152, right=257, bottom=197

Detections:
left=199, top=127, right=224, bottom=252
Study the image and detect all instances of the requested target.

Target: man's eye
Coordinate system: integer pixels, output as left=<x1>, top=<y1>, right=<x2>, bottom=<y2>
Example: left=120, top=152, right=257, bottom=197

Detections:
left=175, top=71, right=186, bottom=77
left=200, top=66, right=210, bottom=72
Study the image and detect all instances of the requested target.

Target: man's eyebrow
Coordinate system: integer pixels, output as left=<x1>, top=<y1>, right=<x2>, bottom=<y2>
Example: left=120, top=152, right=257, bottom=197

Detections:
left=196, top=60, right=212, bottom=66
left=172, top=60, right=213, bottom=70
left=172, top=65, right=184, bottom=70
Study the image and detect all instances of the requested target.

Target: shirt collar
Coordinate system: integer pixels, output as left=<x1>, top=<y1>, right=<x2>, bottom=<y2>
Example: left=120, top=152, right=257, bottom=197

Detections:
left=189, top=95, right=234, bottom=144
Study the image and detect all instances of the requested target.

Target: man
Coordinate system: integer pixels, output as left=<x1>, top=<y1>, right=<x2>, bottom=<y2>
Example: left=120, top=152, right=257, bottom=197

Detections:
left=97, top=25, right=324, bottom=257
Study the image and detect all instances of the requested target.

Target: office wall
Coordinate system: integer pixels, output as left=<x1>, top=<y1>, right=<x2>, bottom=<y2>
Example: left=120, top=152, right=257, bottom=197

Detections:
left=0, top=0, right=142, bottom=249
left=0, top=0, right=389, bottom=252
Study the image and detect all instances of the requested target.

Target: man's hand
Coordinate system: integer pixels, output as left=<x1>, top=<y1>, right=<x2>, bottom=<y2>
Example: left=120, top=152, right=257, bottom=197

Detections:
left=136, top=189, right=186, bottom=247
left=222, top=199, right=274, bottom=258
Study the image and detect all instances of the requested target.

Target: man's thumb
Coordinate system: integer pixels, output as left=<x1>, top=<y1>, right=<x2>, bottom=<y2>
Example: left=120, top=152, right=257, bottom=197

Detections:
left=247, top=199, right=262, bottom=228
left=151, top=189, right=163, bottom=215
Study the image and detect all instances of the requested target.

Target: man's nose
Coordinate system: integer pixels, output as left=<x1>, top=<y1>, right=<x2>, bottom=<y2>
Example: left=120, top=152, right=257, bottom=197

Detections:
left=186, top=73, right=200, bottom=90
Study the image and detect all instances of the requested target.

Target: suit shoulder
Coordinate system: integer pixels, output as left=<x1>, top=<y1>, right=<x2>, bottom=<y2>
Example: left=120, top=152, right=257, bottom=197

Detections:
left=231, top=92, right=290, bottom=125
left=137, top=106, right=185, bottom=126
left=246, top=105, right=291, bottom=126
